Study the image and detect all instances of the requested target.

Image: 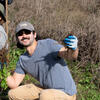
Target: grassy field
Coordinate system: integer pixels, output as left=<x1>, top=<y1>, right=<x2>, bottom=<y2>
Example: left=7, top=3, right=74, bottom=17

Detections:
left=0, top=47, right=99, bottom=100
left=1, top=0, right=100, bottom=99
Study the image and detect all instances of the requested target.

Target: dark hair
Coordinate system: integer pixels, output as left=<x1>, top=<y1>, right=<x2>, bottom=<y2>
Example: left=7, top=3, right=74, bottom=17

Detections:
left=16, top=41, right=24, bottom=49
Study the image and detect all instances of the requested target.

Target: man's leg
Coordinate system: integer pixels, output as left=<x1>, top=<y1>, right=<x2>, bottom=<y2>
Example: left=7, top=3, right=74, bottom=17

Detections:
left=8, top=84, right=43, bottom=100
left=40, top=89, right=76, bottom=100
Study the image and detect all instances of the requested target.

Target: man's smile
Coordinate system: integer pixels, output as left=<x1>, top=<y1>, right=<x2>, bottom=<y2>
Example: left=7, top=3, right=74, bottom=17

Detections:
left=21, top=37, right=30, bottom=41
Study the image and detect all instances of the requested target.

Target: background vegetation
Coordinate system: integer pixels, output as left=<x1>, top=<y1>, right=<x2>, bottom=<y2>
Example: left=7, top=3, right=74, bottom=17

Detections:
left=1, top=0, right=100, bottom=99
left=8, top=0, right=100, bottom=64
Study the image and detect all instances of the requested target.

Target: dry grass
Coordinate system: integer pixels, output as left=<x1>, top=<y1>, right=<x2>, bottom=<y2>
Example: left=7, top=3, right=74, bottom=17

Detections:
left=7, top=0, right=100, bottom=64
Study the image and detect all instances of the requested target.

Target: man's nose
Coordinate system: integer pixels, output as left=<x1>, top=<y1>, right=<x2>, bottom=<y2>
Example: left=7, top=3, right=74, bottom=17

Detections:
left=22, top=33, right=27, bottom=37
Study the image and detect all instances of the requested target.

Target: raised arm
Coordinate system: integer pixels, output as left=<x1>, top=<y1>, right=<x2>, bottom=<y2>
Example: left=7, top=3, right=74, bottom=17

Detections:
left=58, top=35, right=79, bottom=60
left=6, top=72, right=25, bottom=89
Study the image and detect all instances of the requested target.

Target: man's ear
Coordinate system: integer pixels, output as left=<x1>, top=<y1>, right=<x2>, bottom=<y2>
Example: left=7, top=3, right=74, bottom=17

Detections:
left=34, top=32, right=37, bottom=39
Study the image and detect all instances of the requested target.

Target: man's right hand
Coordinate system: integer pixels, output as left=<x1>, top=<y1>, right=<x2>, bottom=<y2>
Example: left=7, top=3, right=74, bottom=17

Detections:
left=6, top=72, right=25, bottom=89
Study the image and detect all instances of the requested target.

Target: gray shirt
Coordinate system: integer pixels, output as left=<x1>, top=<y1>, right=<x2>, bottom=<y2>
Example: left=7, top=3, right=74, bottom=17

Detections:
left=15, top=38, right=77, bottom=96
left=0, top=25, right=8, bottom=50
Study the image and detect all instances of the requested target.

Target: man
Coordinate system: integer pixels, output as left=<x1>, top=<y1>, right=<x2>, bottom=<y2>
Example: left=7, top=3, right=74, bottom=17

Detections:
left=0, top=25, right=8, bottom=69
left=7, top=21, right=79, bottom=100
left=0, top=3, right=8, bottom=69
left=0, top=0, right=13, bottom=25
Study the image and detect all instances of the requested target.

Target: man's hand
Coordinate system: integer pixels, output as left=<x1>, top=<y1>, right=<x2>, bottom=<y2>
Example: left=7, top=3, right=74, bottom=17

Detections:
left=6, top=72, right=25, bottom=89
left=64, top=35, right=78, bottom=50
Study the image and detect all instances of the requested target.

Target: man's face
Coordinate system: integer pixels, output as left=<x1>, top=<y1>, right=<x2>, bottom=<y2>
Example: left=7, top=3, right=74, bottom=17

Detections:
left=17, top=30, right=35, bottom=47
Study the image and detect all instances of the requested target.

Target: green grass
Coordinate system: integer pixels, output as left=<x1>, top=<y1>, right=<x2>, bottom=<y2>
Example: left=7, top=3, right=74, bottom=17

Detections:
left=77, top=84, right=100, bottom=100
left=68, top=61, right=100, bottom=100
left=0, top=47, right=100, bottom=99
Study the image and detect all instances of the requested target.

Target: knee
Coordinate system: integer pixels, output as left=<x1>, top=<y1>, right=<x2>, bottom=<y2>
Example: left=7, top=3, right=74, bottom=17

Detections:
left=8, top=89, right=16, bottom=99
left=8, top=89, right=22, bottom=99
